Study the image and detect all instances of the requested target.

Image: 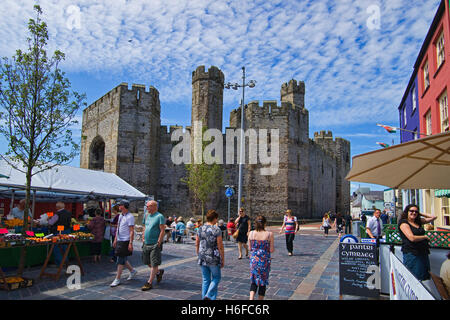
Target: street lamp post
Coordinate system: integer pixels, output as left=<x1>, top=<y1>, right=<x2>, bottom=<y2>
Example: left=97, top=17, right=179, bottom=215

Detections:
left=224, top=67, right=256, bottom=215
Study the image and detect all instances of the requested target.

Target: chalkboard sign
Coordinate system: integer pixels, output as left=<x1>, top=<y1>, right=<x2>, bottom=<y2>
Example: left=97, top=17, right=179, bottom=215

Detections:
left=339, top=243, right=380, bottom=298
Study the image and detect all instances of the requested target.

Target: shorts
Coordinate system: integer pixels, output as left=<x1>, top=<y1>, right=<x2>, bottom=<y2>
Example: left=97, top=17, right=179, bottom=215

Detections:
left=142, top=243, right=162, bottom=267
left=117, top=256, right=128, bottom=265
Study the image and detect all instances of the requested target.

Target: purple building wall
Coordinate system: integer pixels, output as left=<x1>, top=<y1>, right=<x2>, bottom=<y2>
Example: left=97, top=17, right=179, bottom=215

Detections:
left=398, top=75, right=420, bottom=143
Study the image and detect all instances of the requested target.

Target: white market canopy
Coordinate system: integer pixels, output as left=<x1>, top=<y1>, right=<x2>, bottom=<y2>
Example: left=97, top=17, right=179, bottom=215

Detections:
left=0, top=158, right=147, bottom=201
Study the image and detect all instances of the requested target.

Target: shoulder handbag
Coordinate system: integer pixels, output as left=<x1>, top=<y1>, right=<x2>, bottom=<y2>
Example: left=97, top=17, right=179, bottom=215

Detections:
left=232, top=228, right=239, bottom=239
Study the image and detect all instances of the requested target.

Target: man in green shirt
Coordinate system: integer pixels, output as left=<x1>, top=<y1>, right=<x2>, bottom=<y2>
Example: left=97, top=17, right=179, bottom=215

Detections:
left=141, top=200, right=166, bottom=291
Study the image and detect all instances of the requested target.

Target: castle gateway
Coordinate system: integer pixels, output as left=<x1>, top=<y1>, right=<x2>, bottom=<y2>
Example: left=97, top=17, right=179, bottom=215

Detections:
left=80, top=66, right=350, bottom=219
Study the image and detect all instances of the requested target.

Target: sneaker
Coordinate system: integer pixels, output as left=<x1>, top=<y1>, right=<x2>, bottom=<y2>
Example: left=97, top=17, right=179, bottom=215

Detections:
left=156, top=269, right=164, bottom=283
left=110, top=278, right=121, bottom=287
left=141, top=282, right=153, bottom=291
left=127, top=269, right=138, bottom=281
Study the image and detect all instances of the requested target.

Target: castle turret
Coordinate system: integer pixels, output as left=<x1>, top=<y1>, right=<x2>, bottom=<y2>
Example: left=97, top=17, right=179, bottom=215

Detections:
left=191, top=65, right=225, bottom=132
left=281, top=79, right=305, bottom=109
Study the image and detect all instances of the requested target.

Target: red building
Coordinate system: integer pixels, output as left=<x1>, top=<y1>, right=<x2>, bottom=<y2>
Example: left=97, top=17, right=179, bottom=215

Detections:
left=415, top=0, right=450, bottom=229
left=418, top=0, right=450, bottom=136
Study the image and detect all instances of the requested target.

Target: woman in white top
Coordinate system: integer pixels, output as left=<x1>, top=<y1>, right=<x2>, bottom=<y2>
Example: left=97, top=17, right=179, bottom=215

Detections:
left=322, top=213, right=332, bottom=237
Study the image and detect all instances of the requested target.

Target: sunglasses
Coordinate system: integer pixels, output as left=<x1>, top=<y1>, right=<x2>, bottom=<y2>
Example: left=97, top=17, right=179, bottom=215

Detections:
left=408, top=210, right=419, bottom=214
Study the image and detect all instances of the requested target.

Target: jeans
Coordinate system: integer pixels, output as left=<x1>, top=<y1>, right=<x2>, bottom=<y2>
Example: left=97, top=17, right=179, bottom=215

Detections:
left=53, top=244, right=68, bottom=266
left=285, top=233, right=295, bottom=253
left=201, top=265, right=221, bottom=300
left=345, top=223, right=352, bottom=234
left=403, top=252, right=430, bottom=281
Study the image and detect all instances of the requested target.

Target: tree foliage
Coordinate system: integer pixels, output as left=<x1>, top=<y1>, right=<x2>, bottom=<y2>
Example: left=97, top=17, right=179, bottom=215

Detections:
left=0, top=5, right=86, bottom=275
left=181, top=124, right=223, bottom=222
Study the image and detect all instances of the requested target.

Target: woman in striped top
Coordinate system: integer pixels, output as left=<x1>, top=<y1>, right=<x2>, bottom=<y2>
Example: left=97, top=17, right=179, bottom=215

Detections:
left=279, top=209, right=299, bottom=256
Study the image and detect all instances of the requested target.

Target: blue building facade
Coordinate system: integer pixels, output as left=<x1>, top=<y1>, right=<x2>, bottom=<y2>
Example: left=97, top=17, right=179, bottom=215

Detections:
left=398, top=75, right=422, bottom=210
left=398, top=75, right=420, bottom=143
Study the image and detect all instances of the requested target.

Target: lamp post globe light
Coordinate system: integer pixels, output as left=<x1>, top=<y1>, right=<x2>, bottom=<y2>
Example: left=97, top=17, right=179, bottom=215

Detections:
left=224, top=67, right=256, bottom=215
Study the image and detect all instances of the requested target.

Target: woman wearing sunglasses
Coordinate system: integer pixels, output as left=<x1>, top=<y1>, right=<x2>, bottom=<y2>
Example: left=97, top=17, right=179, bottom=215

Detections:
left=398, top=204, right=437, bottom=281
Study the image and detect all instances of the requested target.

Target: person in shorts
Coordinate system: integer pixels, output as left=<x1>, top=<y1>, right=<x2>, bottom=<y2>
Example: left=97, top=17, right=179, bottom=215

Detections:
left=141, top=200, right=166, bottom=291
left=110, top=200, right=137, bottom=287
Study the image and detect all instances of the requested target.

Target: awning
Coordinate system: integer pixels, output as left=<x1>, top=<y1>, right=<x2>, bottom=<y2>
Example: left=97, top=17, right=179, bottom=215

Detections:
left=0, top=158, right=148, bottom=201
left=346, top=131, right=450, bottom=189
left=435, top=189, right=450, bottom=198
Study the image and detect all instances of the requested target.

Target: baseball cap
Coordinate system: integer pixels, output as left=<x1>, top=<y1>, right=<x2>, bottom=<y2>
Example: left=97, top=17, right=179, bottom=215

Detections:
left=118, top=199, right=130, bottom=208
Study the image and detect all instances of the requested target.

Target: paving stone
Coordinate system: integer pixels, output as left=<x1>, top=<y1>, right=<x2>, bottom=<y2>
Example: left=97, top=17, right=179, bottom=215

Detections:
left=0, top=225, right=384, bottom=301
left=61, top=288, right=90, bottom=298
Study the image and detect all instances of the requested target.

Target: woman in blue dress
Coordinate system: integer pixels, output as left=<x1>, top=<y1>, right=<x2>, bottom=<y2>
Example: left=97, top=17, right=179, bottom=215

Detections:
left=248, top=215, right=274, bottom=300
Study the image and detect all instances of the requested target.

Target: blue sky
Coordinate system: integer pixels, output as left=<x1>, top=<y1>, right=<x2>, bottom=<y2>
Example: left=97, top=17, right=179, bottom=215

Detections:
left=0, top=0, right=442, bottom=193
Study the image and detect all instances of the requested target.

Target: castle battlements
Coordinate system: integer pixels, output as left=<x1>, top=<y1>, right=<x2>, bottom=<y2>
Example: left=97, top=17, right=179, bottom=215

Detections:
left=314, top=130, right=333, bottom=140
left=281, top=79, right=305, bottom=96
left=231, top=99, right=308, bottom=119
left=280, top=79, right=305, bottom=109
left=84, top=82, right=160, bottom=115
left=192, top=65, right=224, bottom=85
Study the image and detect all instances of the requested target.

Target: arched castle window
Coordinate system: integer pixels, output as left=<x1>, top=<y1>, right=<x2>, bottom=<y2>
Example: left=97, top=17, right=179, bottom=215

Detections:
left=89, top=136, right=105, bottom=171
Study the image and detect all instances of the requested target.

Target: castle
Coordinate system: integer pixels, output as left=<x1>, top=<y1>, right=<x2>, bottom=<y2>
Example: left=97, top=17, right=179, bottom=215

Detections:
left=80, top=66, right=350, bottom=219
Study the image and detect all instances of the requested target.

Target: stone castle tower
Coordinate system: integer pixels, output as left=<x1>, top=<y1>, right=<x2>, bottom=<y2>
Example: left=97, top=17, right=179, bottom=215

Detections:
left=80, top=83, right=160, bottom=198
left=80, top=66, right=351, bottom=219
left=191, top=66, right=224, bottom=131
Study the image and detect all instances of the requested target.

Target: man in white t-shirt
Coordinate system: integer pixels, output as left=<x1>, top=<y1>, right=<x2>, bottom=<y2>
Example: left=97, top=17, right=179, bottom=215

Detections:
left=110, top=200, right=138, bottom=287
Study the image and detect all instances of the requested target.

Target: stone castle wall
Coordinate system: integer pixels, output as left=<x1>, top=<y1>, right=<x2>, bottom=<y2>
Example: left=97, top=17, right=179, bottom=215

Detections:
left=80, top=66, right=350, bottom=220
left=80, top=83, right=161, bottom=198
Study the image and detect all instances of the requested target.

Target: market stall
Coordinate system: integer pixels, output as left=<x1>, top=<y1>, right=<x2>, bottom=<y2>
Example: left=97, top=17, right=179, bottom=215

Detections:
left=0, top=159, right=147, bottom=290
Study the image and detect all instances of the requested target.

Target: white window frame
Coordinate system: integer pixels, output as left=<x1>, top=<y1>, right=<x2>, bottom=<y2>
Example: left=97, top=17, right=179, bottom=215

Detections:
left=412, top=85, right=416, bottom=112
left=442, top=197, right=450, bottom=226
left=436, top=31, right=445, bottom=68
left=425, top=110, right=432, bottom=135
left=423, top=61, right=430, bottom=90
left=439, top=90, right=448, bottom=132
left=403, top=106, right=407, bottom=126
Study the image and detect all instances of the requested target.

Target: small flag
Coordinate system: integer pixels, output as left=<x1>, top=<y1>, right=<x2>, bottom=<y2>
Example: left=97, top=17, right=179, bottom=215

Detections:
left=377, top=124, right=397, bottom=133
left=376, top=142, right=390, bottom=148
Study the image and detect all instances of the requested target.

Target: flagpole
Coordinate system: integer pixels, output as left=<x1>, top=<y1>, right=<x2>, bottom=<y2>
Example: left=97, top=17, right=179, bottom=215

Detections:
left=376, top=123, right=427, bottom=137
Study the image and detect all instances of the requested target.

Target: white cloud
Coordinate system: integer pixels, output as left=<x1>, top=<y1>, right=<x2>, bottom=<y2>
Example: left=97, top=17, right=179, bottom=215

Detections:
left=0, top=0, right=442, bottom=132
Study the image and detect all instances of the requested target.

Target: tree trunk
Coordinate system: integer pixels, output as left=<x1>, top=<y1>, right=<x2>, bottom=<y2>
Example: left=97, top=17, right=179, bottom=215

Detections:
left=17, top=165, right=32, bottom=276
left=201, top=202, right=205, bottom=224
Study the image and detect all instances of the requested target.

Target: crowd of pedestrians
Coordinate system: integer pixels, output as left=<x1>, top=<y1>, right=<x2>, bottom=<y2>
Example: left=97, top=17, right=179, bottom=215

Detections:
left=103, top=200, right=447, bottom=300
left=104, top=200, right=299, bottom=299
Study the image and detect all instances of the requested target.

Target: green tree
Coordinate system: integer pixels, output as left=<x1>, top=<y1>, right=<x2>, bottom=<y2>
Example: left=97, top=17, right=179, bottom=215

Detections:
left=0, top=5, right=86, bottom=275
left=181, top=125, right=223, bottom=223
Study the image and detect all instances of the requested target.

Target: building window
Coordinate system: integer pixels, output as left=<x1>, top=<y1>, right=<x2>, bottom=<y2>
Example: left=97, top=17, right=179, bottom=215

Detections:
left=442, top=197, right=450, bottom=226
left=403, top=106, right=407, bottom=126
left=412, top=86, right=416, bottom=112
left=436, top=31, right=445, bottom=69
left=413, top=129, right=418, bottom=140
left=425, top=110, right=432, bottom=135
left=423, top=61, right=430, bottom=91
left=439, top=90, right=449, bottom=132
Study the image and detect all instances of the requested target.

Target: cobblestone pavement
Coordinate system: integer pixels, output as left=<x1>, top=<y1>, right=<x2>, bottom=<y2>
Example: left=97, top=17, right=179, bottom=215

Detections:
left=0, top=224, right=385, bottom=300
